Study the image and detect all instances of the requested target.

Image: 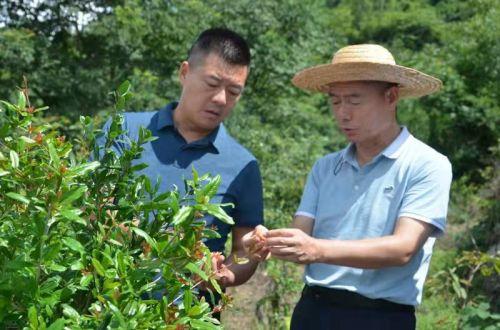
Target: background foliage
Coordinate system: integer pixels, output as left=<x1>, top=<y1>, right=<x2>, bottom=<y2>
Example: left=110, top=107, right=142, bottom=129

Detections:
left=1, top=0, right=498, bottom=328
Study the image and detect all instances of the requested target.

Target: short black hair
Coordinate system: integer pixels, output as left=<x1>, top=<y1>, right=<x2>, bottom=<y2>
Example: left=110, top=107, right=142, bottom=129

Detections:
left=187, top=28, right=251, bottom=67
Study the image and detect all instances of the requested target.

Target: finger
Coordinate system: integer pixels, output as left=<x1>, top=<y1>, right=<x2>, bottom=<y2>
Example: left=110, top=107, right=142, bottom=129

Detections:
left=265, top=229, right=296, bottom=238
left=269, top=246, right=297, bottom=256
left=249, top=241, right=266, bottom=254
left=265, top=236, right=296, bottom=247
left=251, top=248, right=270, bottom=261
left=244, top=237, right=261, bottom=251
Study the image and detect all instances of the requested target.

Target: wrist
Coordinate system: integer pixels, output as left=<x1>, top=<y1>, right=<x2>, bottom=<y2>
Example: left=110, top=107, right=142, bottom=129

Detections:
left=312, top=238, right=324, bottom=263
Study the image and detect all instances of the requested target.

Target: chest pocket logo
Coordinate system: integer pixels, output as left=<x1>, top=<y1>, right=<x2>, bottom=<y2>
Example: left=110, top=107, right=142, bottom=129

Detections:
left=383, top=185, right=394, bottom=194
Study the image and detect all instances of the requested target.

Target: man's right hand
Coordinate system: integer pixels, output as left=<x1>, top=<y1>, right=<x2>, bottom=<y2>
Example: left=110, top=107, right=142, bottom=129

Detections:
left=242, top=225, right=270, bottom=261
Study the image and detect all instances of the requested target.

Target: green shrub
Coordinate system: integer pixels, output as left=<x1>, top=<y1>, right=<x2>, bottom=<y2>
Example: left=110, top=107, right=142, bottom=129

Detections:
left=0, top=82, right=232, bottom=329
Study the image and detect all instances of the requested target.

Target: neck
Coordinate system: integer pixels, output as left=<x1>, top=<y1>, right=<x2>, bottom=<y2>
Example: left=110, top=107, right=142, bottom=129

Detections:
left=173, top=104, right=211, bottom=143
left=355, top=123, right=401, bottom=166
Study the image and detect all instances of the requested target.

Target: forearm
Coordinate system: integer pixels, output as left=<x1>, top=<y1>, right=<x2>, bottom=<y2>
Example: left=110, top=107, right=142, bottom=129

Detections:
left=221, top=253, right=259, bottom=287
left=315, top=235, right=416, bottom=269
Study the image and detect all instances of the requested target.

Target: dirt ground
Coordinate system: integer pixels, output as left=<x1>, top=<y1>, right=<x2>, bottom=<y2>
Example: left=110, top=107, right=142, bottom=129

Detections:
left=221, top=264, right=273, bottom=330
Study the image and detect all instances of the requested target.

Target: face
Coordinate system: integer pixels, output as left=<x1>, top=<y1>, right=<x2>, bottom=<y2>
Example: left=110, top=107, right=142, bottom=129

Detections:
left=325, top=81, right=398, bottom=144
left=178, top=52, right=248, bottom=132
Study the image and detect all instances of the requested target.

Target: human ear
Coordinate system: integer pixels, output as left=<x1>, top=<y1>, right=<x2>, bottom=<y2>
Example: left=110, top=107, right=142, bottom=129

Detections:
left=178, top=61, right=190, bottom=84
left=386, top=86, right=399, bottom=105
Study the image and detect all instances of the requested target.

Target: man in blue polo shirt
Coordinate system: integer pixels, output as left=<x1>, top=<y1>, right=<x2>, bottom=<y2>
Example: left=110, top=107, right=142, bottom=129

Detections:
left=244, top=44, right=452, bottom=329
left=100, top=28, right=263, bottom=297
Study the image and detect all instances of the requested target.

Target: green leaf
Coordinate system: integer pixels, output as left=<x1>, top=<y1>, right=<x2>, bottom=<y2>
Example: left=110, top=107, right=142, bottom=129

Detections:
left=92, top=258, right=106, bottom=276
left=60, top=186, right=87, bottom=205
left=192, top=167, right=199, bottom=184
left=59, top=208, right=86, bottom=225
left=189, top=319, right=220, bottom=330
left=48, top=263, right=67, bottom=272
left=62, top=304, right=79, bottom=320
left=28, top=306, right=38, bottom=328
left=116, top=96, right=126, bottom=111
left=185, top=262, right=208, bottom=281
left=118, top=80, right=131, bottom=96
left=172, top=206, right=193, bottom=226
left=9, top=150, right=19, bottom=168
left=184, top=290, right=193, bottom=310
left=130, top=227, right=158, bottom=252
left=6, top=192, right=30, bottom=204
left=20, top=136, right=36, bottom=144
left=80, top=274, right=93, bottom=287
left=66, top=161, right=100, bottom=177
left=210, top=278, right=222, bottom=294
left=47, top=318, right=65, bottom=330
left=47, top=141, right=60, bottom=168
left=62, top=237, right=85, bottom=254
left=205, top=205, right=234, bottom=225
left=17, top=91, right=26, bottom=110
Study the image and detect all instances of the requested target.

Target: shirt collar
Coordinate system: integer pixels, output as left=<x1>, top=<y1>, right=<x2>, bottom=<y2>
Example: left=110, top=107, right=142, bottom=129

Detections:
left=156, top=101, right=225, bottom=152
left=341, top=126, right=411, bottom=167
left=381, top=126, right=410, bottom=159
left=156, top=102, right=176, bottom=130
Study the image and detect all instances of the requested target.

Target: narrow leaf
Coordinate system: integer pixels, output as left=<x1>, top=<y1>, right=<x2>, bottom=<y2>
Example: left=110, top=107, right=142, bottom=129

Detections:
left=62, top=237, right=85, bottom=254
left=172, top=206, right=193, bottom=226
left=60, top=209, right=86, bottom=225
left=20, top=136, right=36, bottom=144
left=92, top=258, right=106, bottom=276
left=130, top=227, right=157, bottom=252
left=9, top=150, right=19, bottom=168
left=185, top=262, right=208, bottom=281
left=60, top=186, right=87, bottom=205
left=47, top=318, right=65, bottom=330
left=17, top=91, right=26, bottom=110
left=47, top=141, right=60, bottom=168
left=6, top=192, right=30, bottom=204
left=205, top=205, right=234, bottom=225
left=28, top=306, right=38, bottom=327
left=66, top=161, right=100, bottom=177
left=118, top=80, right=131, bottom=96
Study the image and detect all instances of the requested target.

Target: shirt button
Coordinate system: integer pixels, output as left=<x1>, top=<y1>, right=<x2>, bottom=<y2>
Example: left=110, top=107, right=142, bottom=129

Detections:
left=354, top=185, right=359, bottom=190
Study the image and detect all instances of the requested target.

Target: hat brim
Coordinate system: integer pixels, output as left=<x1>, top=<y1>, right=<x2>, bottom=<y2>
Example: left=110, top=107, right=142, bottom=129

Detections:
left=292, top=62, right=442, bottom=98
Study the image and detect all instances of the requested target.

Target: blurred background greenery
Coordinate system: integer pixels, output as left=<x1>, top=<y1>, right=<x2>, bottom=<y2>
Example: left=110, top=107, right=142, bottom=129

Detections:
left=1, top=0, right=498, bottom=328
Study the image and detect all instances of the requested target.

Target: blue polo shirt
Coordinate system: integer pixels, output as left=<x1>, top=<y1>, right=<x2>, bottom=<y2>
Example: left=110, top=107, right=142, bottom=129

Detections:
left=99, top=102, right=263, bottom=252
left=296, top=127, right=452, bottom=306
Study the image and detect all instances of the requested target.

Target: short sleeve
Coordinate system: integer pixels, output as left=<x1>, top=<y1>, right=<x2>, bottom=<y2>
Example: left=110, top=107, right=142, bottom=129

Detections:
left=398, top=157, right=452, bottom=237
left=295, top=160, right=321, bottom=219
left=231, top=160, right=264, bottom=227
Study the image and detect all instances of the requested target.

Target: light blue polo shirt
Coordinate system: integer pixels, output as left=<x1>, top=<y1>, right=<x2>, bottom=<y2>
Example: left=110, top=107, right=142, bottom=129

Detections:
left=98, top=102, right=264, bottom=252
left=296, top=127, right=452, bottom=306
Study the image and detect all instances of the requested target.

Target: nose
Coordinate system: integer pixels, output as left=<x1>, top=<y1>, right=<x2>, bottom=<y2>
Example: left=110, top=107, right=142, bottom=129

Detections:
left=334, top=102, right=352, bottom=122
left=212, top=88, right=227, bottom=105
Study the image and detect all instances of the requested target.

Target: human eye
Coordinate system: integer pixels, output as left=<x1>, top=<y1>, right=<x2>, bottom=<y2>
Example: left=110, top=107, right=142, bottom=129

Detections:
left=330, top=96, right=341, bottom=105
left=206, top=81, right=218, bottom=88
left=349, top=96, right=362, bottom=106
left=228, top=88, right=242, bottom=97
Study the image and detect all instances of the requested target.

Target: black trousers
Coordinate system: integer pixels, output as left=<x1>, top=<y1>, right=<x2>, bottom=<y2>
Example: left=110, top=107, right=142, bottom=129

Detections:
left=291, top=286, right=416, bottom=330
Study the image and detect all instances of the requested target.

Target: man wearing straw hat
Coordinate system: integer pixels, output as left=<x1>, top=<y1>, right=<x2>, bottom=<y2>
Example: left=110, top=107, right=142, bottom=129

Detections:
left=244, top=44, right=452, bottom=329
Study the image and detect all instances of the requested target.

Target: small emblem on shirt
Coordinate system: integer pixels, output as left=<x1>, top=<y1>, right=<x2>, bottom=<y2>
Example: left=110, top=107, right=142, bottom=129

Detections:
left=384, top=185, right=394, bottom=193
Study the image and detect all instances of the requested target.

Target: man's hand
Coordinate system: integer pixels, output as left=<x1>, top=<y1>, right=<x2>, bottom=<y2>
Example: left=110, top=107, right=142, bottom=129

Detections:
left=242, top=225, right=270, bottom=261
left=197, top=252, right=234, bottom=291
left=265, top=228, right=320, bottom=264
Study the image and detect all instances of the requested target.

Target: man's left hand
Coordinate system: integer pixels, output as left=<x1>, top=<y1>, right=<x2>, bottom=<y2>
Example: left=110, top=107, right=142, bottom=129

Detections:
left=265, top=228, right=321, bottom=264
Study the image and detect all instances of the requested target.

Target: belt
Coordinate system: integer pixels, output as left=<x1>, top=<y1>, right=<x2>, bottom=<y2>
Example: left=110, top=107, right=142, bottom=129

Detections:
left=302, top=285, right=415, bottom=313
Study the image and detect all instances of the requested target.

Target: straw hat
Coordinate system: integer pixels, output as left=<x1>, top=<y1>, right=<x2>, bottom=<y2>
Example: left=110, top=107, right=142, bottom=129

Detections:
left=292, top=44, right=442, bottom=98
